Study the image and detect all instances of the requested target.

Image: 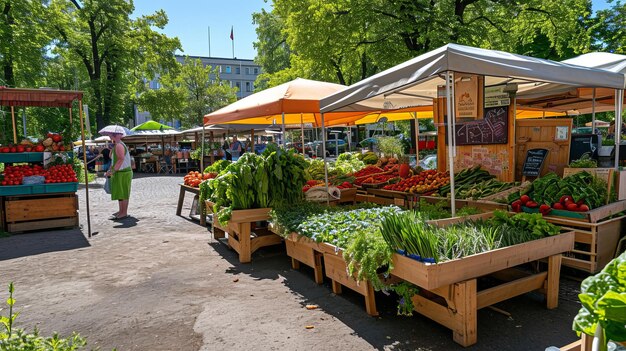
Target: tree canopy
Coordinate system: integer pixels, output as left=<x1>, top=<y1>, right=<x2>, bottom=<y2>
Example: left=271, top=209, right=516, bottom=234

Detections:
left=253, top=0, right=623, bottom=88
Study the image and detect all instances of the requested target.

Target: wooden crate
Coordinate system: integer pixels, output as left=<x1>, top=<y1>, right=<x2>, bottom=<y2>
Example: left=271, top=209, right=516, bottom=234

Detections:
left=426, top=212, right=494, bottom=227
left=391, top=231, right=574, bottom=347
left=544, top=215, right=625, bottom=273
left=562, top=168, right=626, bottom=201
left=366, top=188, right=419, bottom=209
left=322, top=248, right=378, bottom=316
left=206, top=201, right=281, bottom=263
left=284, top=233, right=324, bottom=284
left=2, top=193, right=78, bottom=233
left=419, top=196, right=509, bottom=212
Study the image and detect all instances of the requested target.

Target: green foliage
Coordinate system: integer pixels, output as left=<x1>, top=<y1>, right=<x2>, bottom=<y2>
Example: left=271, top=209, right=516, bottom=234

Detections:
left=0, top=282, right=89, bottom=350
left=376, top=136, right=404, bottom=158
left=415, top=199, right=482, bottom=220
left=569, top=154, right=597, bottom=168
left=253, top=0, right=595, bottom=88
left=344, top=228, right=393, bottom=290
left=524, top=172, right=610, bottom=209
left=47, top=0, right=181, bottom=130
left=203, top=160, right=231, bottom=174
left=573, top=252, right=626, bottom=346
left=379, top=210, right=559, bottom=263
left=358, top=152, right=378, bottom=165
left=388, top=282, right=419, bottom=316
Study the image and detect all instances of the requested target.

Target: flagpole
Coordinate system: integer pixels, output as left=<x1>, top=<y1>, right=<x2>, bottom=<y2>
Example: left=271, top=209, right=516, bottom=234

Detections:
left=208, top=26, right=211, bottom=57
left=230, top=26, right=235, bottom=59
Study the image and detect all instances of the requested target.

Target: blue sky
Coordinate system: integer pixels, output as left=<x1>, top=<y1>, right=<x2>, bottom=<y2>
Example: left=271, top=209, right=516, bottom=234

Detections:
left=133, top=0, right=613, bottom=60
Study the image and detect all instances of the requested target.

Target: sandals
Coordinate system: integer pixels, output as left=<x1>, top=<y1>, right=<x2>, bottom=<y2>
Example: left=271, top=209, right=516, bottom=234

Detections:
left=108, top=214, right=129, bottom=220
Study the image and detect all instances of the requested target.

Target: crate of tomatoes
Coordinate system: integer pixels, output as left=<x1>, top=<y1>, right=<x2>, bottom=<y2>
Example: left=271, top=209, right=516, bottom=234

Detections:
left=183, top=171, right=216, bottom=188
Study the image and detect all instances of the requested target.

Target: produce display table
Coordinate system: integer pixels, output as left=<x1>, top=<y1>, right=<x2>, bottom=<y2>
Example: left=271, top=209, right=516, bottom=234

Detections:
left=207, top=201, right=281, bottom=263
left=278, top=231, right=379, bottom=316
left=176, top=184, right=205, bottom=226
left=391, top=229, right=575, bottom=347
left=365, top=188, right=418, bottom=209
left=1, top=191, right=78, bottom=233
left=419, top=195, right=509, bottom=212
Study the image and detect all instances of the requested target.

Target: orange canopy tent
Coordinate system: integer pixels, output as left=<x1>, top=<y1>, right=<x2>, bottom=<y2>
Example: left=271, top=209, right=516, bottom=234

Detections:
left=203, top=78, right=367, bottom=126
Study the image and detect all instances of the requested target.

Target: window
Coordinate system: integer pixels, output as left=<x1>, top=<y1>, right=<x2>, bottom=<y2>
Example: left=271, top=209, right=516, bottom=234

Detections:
left=245, top=82, right=250, bottom=92
left=245, top=67, right=250, bottom=75
left=235, top=66, right=240, bottom=74
left=254, top=68, right=259, bottom=74
left=217, top=65, right=222, bottom=73
left=225, top=66, right=231, bottom=73
left=235, top=82, right=241, bottom=90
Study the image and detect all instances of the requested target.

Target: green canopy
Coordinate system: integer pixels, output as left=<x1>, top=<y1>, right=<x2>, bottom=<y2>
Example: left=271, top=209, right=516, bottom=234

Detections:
left=131, top=120, right=174, bottom=131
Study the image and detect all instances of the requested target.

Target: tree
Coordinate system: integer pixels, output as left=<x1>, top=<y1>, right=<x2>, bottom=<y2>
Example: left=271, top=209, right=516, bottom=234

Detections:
left=593, top=1, right=626, bottom=54
left=0, top=0, right=48, bottom=88
left=254, top=0, right=594, bottom=88
left=48, top=0, right=181, bottom=131
left=138, top=58, right=238, bottom=129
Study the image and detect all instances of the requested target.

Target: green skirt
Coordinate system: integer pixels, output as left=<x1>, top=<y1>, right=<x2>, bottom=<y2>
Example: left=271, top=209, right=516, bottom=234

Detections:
left=111, top=169, right=133, bottom=200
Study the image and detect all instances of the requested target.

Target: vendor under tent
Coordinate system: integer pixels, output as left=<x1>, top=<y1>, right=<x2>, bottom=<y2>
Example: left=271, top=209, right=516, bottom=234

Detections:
left=320, top=43, right=626, bottom=216
left=0, top=87, right=92, bottom=236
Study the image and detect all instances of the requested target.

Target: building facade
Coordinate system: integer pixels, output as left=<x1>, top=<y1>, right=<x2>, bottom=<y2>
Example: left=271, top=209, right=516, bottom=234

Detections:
left=134, top=55, right=262, bottom=127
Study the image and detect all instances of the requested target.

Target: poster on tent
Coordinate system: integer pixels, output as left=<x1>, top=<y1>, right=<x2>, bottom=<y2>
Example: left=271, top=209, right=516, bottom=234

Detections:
left=455, top=75, right=479, bottom=118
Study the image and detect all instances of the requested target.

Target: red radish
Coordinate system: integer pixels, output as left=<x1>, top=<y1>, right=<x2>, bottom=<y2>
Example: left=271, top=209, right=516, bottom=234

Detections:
left=578, top=204, right=590, bottom=212
left=560, top=195, right=573, bottom=204
left=525, top=200, right=538, bottom=208
left=553, top=202, right=564, bottom=210
left=520, top=195, right=530, bottom=205
left=539, top=204, right=552, bottom=215
left=566, top=203, right=579, bottom=211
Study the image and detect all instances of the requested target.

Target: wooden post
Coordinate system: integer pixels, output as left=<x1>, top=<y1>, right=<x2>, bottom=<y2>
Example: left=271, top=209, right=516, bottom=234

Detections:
left=78, top=100, right=92, bottom=237
left=452, top=279, right=477, bottom=347
left=546, top=254, right=562, bottom=309
left=10, top=106, right=17, bottom=143
left=209, top=131, right=214, bottom=163
left=69, top=106, right=72, bottom=126
left=238, top=222, right=252, bottom=263
left=250, top=129, right=255, bottom=153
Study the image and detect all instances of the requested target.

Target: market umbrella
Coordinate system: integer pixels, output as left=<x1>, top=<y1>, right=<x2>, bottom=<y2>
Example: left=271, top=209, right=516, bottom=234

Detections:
left=130, top=121, right=178, bottom=161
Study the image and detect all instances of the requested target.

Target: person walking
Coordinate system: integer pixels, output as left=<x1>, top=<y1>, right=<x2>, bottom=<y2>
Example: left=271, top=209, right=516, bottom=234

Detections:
left=230, top=135, right=243, bottom=160
left=106, top=133, right=133, bottom=220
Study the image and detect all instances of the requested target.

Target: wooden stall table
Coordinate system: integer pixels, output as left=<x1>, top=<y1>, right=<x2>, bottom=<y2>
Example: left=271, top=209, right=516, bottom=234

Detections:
left=176, top=184, right=205, bottom=226
left=207, top=201, right=282, bottom=263
left=391, top=214, right=575, bottom=347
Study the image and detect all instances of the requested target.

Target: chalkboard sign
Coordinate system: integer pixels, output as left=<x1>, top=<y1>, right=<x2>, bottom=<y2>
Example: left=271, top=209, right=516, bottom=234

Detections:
left=522, top=148, right=549, bottom=177
left=446, top=106, right=508, bottom=146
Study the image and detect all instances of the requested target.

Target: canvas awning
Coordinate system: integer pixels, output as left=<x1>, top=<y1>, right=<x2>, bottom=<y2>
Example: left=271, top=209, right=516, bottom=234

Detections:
left=517, top=52, right=626, bottom=114
left=320, top=44, right=626, bottom=113
left=0, top=87, right=83, bottom=107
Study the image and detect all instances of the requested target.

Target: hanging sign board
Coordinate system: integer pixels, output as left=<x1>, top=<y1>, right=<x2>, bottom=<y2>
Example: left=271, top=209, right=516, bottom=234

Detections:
left=522, top=148, right=549, bottom=177
left=449, top=106, right=508, bottom=145
left=484, top=84, right=511, bottom=108
left=455, top=75, right=479, bottom=118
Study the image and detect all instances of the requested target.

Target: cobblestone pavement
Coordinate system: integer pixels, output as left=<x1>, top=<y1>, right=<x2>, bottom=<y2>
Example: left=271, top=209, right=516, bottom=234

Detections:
left=0, top=174, right=583, bottom=350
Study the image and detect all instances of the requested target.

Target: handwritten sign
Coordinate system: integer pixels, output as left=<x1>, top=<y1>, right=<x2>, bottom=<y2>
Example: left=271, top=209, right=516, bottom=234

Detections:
left=484, top=84, right=510, bottom=108
left=452, top=107, right=508, bottom=145
left=522, top=148, right=549, bottom=177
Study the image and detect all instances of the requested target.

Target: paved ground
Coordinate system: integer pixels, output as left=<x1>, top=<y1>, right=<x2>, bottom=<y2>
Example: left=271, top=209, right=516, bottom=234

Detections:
left=0, top=174, right=585, bottom=350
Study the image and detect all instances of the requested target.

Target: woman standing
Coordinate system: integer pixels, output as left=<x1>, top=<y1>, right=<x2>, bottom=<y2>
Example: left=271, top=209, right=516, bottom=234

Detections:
left=106, top=133, right=133, bottom=219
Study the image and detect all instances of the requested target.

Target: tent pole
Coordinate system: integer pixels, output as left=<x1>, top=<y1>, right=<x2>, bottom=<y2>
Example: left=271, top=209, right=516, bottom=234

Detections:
left=281, top=112, right=286, bottom=149
left=250, top=128, right=255, bottom=154
left=615, top=89, right=623, bottom=170
left=591, top=88, right=596, bottom=134
left=201, top=124, right=205, bottom=172
left=300, top=113, right=305, bottom=156
left=321, top=113, right=329, bottom=205
left=445, top=71, right=456, bottom=216
left=78, top=99, right=92, bottom=238
left=10, top=106, right=17, bottom=143
left=413, top=111, right=419, bottom=165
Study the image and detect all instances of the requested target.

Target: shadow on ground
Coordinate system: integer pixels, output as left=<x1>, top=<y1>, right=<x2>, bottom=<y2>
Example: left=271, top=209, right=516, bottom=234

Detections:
left=208, top=237, right=581, bottom=351
left=0, top=229, right=90, bottom=261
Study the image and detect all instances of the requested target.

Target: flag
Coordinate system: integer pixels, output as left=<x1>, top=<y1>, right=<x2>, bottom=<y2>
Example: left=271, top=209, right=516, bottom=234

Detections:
left=230, top=26, right=234, bottom=40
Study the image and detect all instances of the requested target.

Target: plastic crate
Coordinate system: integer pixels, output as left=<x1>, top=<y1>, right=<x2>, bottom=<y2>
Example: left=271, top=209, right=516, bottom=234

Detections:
left=43, top=182, right=78, bottom=194
left=0, top=153, right=29, bottom=163
left=31, top=184, right=46, bottom=194
left=0, top=185, right=33, bottom=196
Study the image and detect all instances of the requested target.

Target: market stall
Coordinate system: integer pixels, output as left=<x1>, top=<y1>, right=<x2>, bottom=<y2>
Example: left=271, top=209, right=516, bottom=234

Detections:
left=0, top=87, right=91, bottom=235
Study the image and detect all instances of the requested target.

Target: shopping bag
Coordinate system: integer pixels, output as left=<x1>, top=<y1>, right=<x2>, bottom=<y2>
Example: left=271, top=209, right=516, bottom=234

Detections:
left=104, top=177, right=111, bottom=194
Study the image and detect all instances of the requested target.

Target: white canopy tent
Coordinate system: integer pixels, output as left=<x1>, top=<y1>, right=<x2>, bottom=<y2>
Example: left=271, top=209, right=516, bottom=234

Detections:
left=320, top=44, right=626, bottom=215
